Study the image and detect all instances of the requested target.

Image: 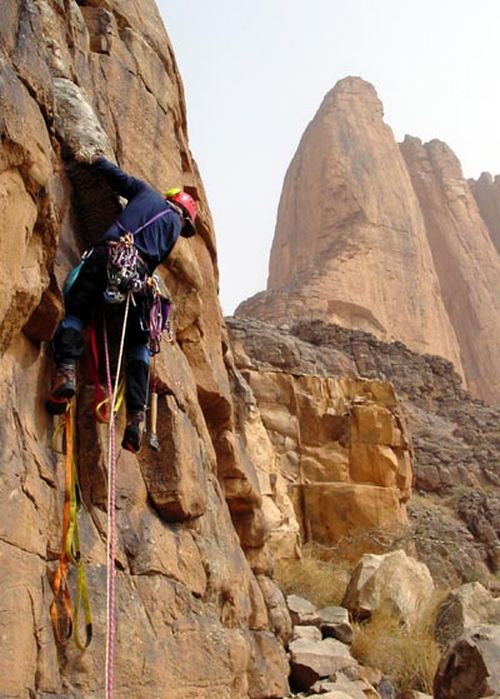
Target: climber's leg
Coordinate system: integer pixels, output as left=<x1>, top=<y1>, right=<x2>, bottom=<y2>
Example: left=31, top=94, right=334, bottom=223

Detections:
left=46, top=248, right=107, bottom=415
left=122, top=344, right=149, bottom=453
left=122, top=303, right=150, bottom=452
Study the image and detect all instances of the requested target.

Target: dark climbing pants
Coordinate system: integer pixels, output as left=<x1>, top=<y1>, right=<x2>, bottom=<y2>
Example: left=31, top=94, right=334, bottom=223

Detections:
left=53, top=247, right=150, bottom=412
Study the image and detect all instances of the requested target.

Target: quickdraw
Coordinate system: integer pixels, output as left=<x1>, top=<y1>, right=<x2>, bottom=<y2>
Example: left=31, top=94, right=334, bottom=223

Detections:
left=146, top=275, right=173, bottom=355
left=104, top=233, right=145, bottom=304
left=50, top=401, right=93, bottom=650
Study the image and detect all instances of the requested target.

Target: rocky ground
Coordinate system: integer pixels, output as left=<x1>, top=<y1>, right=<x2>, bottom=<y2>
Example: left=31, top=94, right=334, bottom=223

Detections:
left=280, top=549, right=500, bottom=699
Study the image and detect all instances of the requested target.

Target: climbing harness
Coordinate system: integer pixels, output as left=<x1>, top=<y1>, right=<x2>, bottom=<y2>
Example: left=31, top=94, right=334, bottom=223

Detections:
left=50, top=401, right=93, bottom=650
left=103, top=292, right=131, bottom=699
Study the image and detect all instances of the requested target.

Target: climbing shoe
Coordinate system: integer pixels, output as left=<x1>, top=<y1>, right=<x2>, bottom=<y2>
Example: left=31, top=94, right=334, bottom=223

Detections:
left=122, top=410, right=145, bottom=453
left=46, top=362, right=77, bottom=415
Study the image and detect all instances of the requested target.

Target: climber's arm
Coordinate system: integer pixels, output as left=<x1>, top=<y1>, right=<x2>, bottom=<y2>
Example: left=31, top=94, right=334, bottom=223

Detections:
left=92, top=157, right=150, bottom=200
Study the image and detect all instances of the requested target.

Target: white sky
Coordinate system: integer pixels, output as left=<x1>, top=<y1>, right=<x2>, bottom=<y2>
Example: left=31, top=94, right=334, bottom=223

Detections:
left=159, top=1, right=500, bottom=315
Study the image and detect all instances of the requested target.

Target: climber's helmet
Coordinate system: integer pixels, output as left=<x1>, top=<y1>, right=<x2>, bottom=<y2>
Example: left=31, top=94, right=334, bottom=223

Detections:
left=165, top=188, right=197, bottom=238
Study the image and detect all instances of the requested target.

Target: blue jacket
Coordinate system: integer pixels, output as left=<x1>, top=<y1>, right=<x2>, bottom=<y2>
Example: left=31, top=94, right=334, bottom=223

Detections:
left=93, top=157, right=182, bottom=274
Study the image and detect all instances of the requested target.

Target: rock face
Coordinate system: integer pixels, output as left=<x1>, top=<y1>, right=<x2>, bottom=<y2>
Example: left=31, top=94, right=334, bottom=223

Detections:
left=228, top=316, right=500, bottom=586
left=228, top=316, right=414, bottom=560
left=470, top=172, right=500, bottom=253
left=400, top=136, right=500, bottom=405
left=0, top=2, right=289, bottom=697
left=237, top=77, right=500, bottom=405
left=286, top=320, right=500, bottom=497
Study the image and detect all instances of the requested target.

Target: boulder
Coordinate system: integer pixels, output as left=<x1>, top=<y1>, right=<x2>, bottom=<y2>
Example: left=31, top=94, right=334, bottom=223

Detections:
left=287, top=594, right=321, bottom=626
left=434, top=625, right=500, bottom=699
left=310, top=674, right=381, bottom=698
left=342, top=550, right=434, bottom=625
left=292, top=625, right=323, bottom=642
left=289, top=637, right=357, bottom=692
left=435, top=582, right=500, bottom=646
left=318, top=606, right=353, bottom=644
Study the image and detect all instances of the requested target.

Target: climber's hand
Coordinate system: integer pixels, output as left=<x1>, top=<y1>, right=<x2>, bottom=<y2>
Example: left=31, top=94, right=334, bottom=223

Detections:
left=74, top=145, right=104, bottom=164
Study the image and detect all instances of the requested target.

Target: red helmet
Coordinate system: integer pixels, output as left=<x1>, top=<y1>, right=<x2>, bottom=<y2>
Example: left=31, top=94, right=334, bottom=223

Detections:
left=165, top=188, right=197, bottom=237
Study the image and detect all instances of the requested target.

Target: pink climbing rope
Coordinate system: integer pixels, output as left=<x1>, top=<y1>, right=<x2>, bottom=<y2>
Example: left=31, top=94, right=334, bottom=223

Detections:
left=103, top=293, right=131, bottom=699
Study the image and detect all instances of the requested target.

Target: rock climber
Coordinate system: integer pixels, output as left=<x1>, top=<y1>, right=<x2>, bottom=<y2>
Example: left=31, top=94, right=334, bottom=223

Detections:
left=46, top=156, right=197, bottom=453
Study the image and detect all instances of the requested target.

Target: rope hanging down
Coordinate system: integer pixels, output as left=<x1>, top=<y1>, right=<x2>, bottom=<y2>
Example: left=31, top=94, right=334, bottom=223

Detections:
left=103, top=291, right=131, bottom=699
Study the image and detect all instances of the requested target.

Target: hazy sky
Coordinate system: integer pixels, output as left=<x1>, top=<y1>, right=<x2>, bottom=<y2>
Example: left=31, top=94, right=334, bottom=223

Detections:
left=159, top=1, right=500, bottom=315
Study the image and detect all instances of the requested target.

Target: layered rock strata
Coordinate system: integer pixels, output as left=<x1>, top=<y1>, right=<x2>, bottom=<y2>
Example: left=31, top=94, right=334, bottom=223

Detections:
left=237, top=77, right=500, bottom=404
left=287, top=319, right=500, bottom=495
left=228, top=317, right=414, bottom=561
left=228, top=316, right=500, bottom=586
left=0, top=2, right=289, bottom=697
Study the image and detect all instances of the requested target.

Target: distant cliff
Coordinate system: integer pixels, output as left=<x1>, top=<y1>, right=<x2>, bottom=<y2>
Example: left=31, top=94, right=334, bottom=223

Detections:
left=237, top=77, right=500, bottom=405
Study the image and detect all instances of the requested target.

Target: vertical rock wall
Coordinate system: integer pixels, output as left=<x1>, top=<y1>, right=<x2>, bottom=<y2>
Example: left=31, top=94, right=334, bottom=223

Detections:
left=469, top=171, right=500, bottom=253
left=236, top=77, right=500, bottom=405
left=0, top=2, right=289, bottom=697
left=228, top=317, right=414, bottom=562
left=400, top=136, right=500, bottom=405
left=238, top=78, right=464, bottom=375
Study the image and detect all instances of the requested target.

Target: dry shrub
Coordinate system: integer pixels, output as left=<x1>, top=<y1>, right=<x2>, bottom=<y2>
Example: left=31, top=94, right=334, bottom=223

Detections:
left=274, top=543, right=352, bottom=608
left=350, top=589, right=448, bottom=694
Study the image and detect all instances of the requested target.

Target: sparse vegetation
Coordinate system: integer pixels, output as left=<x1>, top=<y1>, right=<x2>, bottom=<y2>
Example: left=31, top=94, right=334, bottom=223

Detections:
left=275, top=540, right=452, bottom=695
left=274, top=542, right=352, bottom=608
left=350, top=590, right=448, bottom=694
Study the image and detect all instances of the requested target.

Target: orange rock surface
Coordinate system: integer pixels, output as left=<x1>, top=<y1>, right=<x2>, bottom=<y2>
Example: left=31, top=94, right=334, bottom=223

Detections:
left=238, top=77, right=500, bottom=404
left=0, top=2, right=289, bottom=696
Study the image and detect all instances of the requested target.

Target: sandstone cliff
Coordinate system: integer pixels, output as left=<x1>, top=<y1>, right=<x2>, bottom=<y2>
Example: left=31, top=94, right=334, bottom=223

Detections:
left=229, top=313, right=497, bottom=588
left=237, top=77, right=500, bottom=405
left=400, top=136, right=500, bottom=405
left=228, top=317, right=413, bottom=564
left=469, top=171, right=500, bottom=253
left=4, top=6, right=499, bottom=696
left=0, top=2, right=289, bottom=696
